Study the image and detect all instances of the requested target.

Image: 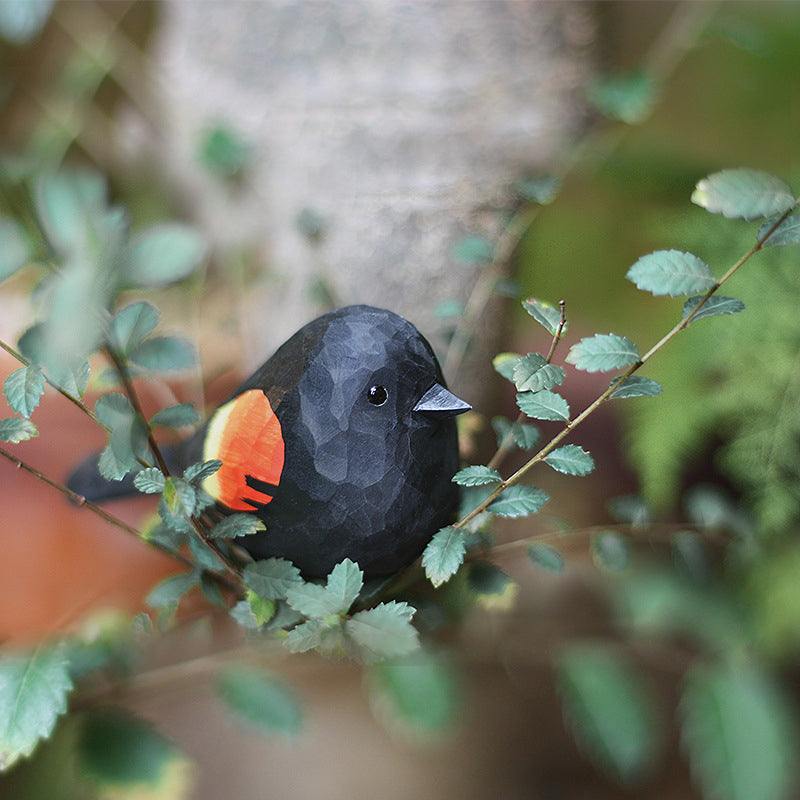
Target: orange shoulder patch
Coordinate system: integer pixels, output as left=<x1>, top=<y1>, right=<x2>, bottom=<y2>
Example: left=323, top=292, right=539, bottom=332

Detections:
left=202, top=389, right=285, bottom=511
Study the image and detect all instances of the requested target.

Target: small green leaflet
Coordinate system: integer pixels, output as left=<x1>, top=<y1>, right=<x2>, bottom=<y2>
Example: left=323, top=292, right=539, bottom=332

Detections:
left=146, top=571, right=199, bottom=610
left=133, top=467, right=165, bottom=494
left=452, top=465, right=501, bottom=487
left=243, top=558, right=302, bottom=601
left=610, top=376, right=663, bottom=399
left=492, top=416, right=540, bottom=450
left=0, top=417, right=38, bottom=443
left=566, top=334, right=639, bottom=373
left=516, top=389, right=570, bottom=421
left=0, top=217, right=30, bottom=281
left=150, top=402, right=200, bottom=429
left=513, top=354, right=565, bottom=392
left=758, top=212, right=800, bottom=247
left=545, top=444, right=594, bottom=476
left=128, top=336, right=198, bottom=373
left=216, top=665, right=302, bottom=738
left=345, top=601, right=420, bottom=661
left=527, top=542, right=565, bottom=573
left=488, top=484, right=549, bottom=517
left=0, top=646, right=73, bottom=771
left=107, top=301, right=160, bottom=355
left=285, top=559, right=363, bottom=618
left=4, top=364, right=44, bottom=418
left=284, top=619, right=332, bottom=654
left=522, top=297, right=563, bottom=336
left=209, top=513, right=265, bottom=539
left=492, top=352, right=519, bottom=381
left=124, top=223, right=207, bottom=288
left=682, top=295, right=745, bottom=323
left=422, top=526, right=467, bottom=588
left=183, top=459, right=222, bottom=484
left=626, top=250, right=716, bottom=297
left=692, top=168, right=796, bottom=221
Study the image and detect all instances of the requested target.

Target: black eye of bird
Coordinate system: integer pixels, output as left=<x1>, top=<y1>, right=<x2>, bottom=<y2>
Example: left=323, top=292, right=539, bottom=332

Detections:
left=367, top=385, right=388, bottom=406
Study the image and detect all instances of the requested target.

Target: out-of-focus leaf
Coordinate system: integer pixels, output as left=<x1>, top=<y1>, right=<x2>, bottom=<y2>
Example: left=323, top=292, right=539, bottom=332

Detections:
left=124, top=223, right=207, bottom=288
left=0, top=217, right=30, bottom=280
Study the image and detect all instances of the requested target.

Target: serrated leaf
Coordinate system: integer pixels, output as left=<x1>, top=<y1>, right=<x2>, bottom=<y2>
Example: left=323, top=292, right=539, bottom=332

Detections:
left=209, top=513, right=266, bottom=539
left=243, top=558, right=302, bottom=601
left=557, top=644, right=660, bottom=782
left=128, top=336, right=197, bottom=373
left=610, top=375, right=664, bottom=399
left=488, top=484, right=549, bottom=517
left=682, top=295, right=745, bottom=323
left=124, top=223, right=207, bottom=288
left=77, top=709, right=192, bottom=791
left=680, top=662, right=799, bottom=800
left=0, top=417, right=38, bottom=443
left=216, top=665, right=302, bottom=737
left=182, top=459, right=222, bottom=485
left=592, top=530, right=631, bottom=572
left=245, top=591, right=276, bottom=627
left=326, top=559, right=364, bottom=611
left=107, top=301, right=160, bottom=355
left=492, top=352, right=520, bottom=381
left=513, top=353, right=566, bottom=392
left=133, top=467, right=165, bottom=494
left=285, top=582, right=339, bottom=619
left=146, top=571, right=198, bottom=610
left=758, top=211, right=800, bottom=247
left=284, top=619, right=331, bottom=654
left=452, top=465, right=502, bottom=487
left=345, top=601, right=419, bottom=660
left=566, top=334, right=640, bottom=373
left=626, top=250, right=716, bottom=297
left=4, top=364, right=44, bottom=418
left=692, top=169, right=796, bottom=220
left=150, top=402, right=200, bottom=429
left=516, top=389, right=570, bottom=421
left=368, top=651, right=458, bottom=733
left=422, top=526, right=467, bottom=588
left=527, top=542, right=565, bottom=573
left=452, top=236, right=493, bottom=265
left=522, top=297, right=563, bottom=335
left=0, top=646, right=73, bottom=771
left=0, top=217, right=31, bottom=281
left=545, top=444, right=595, bottom=476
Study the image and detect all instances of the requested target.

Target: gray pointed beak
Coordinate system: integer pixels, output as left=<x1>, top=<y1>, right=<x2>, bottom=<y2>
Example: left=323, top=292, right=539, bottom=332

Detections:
left=413, top=382, right=471, bottom=418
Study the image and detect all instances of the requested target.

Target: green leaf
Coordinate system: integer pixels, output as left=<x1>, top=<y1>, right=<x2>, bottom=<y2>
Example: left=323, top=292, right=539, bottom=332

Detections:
left=516, top=174, right=560, bottom=204
left=566, top=334, right=640, bottom=373
left=216, top=665, right=302, bottom=737
left=243, top=558, right=303, bottom=601
left=610, top=375, right=663, bottom=399
left=488, top=484, right=549, bottom=517
left=492, top=416, right=540, bottom=450
left=163, top=476, right=196, bottom=517
left=557, top=643, right=660, bottom=782
left=545, top=444, right=595, bottom=476
left=284, top=619, right=343, bottom=654
left=627, top=249, right=716, bottom=297
left=591, top=530, right=631, bottom=572
left=198, top=124, right=252, bottom=177
left=692, top=169, right=796, bottom=221
left=452, top=236, right=493, bottom=265
left=587, top=70, right=656, bottom=124
left=182, top=459, right=222, bottom=485
left=0, top=0, right=54, bottom=45
left=516, top=389, right=570, bottom=421
left=0, top=417, right=38, bottom=443
left=0, top=217, right=30, bottom=281
left=758, top=212, right=800, bottom=247
left=368, top=651, right=458, bottom=733
left=522, top=297, right=563, bottom=336
left=492, top=352, right=520, bottom=381
left=133, top=467, right=165, bottom=494
left=680, top=662, right=799, bottom=800
left=0, top=646, right=73, bottom=771
left=77, top=708, right=192, bottom=791
left=124, top=223, right=207, bottom=288
left=513, top=353, right=566, bottom=392
left=3, top=364, right=44, bottom=418
left=345, top=601, right=419, bottom=661
left=49, top=358, right=90, bottom=397
left=285, top=583, right=342, bottom=619
left=146, top=571, right=198, bottom=610
left=682, top=295, right=746, bottom=323
left=452, top=465, right=502, bottom=487
left=209, top=513, right=266, bottom=539
left=527, top=542, right=565, bottom=573
left=128, top=336, right=197, bottom=373
left=422, top=526, right=467, bottom=588
left=327, top=558, right=364, bottom=608
left=107, top=301, right=160, bottom=355
left=244, top=591, right=276, bottom=627
left=150, top=402, right=200, bottom=429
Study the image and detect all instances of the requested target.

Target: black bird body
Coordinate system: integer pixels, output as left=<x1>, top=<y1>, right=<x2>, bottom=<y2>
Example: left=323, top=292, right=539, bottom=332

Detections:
left=69, top=305, right=470, bottom=577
